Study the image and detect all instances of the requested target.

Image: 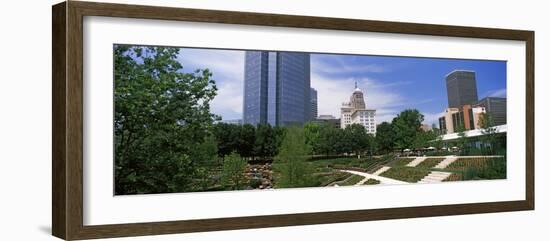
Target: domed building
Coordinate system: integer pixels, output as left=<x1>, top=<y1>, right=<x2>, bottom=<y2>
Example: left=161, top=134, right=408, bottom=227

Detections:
left=340, top=82, right=377, bottom=134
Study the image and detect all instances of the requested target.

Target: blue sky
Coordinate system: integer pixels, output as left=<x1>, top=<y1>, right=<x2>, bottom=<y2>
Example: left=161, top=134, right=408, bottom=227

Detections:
left=177, top=48, right=506, bottom=126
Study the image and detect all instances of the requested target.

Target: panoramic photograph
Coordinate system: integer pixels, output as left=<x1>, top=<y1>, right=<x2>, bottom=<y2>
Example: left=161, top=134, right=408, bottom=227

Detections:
left=113, top=44, right=507, bottom=195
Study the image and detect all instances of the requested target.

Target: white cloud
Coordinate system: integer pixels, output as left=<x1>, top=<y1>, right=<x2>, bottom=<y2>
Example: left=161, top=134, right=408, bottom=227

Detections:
left=311, top=73, right=406, bottom=124
left=177, top=49, right=245, bottom=120
left=311, top=56, right=389, bottom=75
left=422, top=111, right=445, bottom=126
left=210, top=81, right=243, bottom=119
left=178, top=48, right=244, bottom=79
left=483, top=88, right=507, bottom=98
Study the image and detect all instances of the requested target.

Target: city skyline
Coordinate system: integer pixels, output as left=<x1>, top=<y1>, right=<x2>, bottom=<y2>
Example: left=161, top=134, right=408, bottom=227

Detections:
left=176, top=47, right=506, bottom=126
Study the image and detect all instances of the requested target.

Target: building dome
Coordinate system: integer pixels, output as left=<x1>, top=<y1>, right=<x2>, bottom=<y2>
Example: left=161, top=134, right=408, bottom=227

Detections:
left=353, top=81, right=363, bottom=93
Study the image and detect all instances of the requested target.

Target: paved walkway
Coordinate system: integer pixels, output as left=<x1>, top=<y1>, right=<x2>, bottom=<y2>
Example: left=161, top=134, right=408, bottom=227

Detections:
left=406, top=157, right=427, bottom=167
left=372, top=166, right=391, bottom=175
left=434, top=156, right=458, bottom=169
left=340, top=169, right=409, bottom=185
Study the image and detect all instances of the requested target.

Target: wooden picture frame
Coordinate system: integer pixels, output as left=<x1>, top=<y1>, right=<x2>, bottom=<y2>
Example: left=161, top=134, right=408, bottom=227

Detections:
left=52, top=1, right=534, bottom=240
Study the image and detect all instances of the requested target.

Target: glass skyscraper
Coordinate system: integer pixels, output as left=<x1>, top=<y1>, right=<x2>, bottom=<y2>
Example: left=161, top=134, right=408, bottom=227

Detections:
left=243, top=51, right=311, bottom=126
left=310, top=88, right=318, bottom=120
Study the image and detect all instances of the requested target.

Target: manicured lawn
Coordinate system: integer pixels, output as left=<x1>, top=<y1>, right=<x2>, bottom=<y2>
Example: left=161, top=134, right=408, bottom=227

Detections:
left=363, top=179, right=381, bottom=185
left=316, top=171, right=352, bottom=186
left=443, top=173, right=462, bottom=182
left=443, top=157, right=506, bottom=181
left=380, top=167, right=430, bottom=183
left=390, top=158, right=414, bottom=167
left=338, top=174, right=365, bottom=186
left=310, top=157, right=385, bottom=171
left=416, top=158, right=445, bottom=168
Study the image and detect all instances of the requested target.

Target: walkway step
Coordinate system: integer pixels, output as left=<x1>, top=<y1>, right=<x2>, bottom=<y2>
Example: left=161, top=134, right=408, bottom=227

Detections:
left=406, top=157, right=427, bottom=167
left=372, top=166, right=391, bottom=175
left=434, top=156, right=458, bottom=169
left=417, top=170, right=452, bottom=183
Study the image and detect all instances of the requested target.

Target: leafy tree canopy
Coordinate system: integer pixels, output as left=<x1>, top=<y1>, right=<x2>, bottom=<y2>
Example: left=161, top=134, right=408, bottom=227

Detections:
left=114, top=45, right=218, bottom=194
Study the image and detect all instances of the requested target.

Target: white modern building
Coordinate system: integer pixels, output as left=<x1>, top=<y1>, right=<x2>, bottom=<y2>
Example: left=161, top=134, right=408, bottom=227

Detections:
left=340, top=83, right=376, bottom=134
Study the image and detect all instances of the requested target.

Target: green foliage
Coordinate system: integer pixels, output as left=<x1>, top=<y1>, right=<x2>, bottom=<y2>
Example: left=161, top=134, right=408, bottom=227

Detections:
left=212, top=123, right=285, bottom=161
left=114, top=45, right=218, bottom=195
left=304, top=122, right=323, bottom=154
left=238, top=124, right=256, bottom=158
left=274, top=126, right=315, bottom=188
left=415, top=158, right=445, bottom=168
left=316, top=124, right=338, bottom=155
left=479, top=112, right=499, bottom=155
left=376, top=122, right=395, bottom=153
left=363, top=179, right=381, bottom=185
left=254, top=124, right=278, bottom=159
left=339, top=174, right=365, bottom=186
left=380, top=167, right=430, bottom=183
left=317, top=172, right=352, bottom=186
left=192, top=135, right=219, bottom=165
left=391, top=109, right=424, bottom=150
left=412, top=129, right=437, bottom=149
left=212, top=123, right=241, bottom=158
left=221, top=152, right=248, bottom=190
left=446, top=157, right=506, bottom=180
left=456, top=124, right=469, bottom=155
left=344, top=124, right=370, bottom=156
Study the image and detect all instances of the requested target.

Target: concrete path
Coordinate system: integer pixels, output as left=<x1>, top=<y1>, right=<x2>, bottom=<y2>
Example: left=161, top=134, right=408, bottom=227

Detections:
left=417, top=171, right=452, bottom=183
left=434, top=156, right=458, bottom=169
left=406, top=157, right=427, bottom=167
left=340, top=170, right=408, bottom=185
left=372, top=166, right=391, bottom=175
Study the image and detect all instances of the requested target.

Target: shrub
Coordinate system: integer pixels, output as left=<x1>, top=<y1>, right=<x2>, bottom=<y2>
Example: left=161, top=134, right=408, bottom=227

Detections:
left=221, top=152, right=248, bottom=190
left=363, top=179, right=381, bottom=185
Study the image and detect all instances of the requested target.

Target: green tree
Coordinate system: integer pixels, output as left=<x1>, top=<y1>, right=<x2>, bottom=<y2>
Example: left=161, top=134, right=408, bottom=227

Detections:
left=456, top=124, right=468, bottom=155
left=336, top=127, right=353, bottom=155
left=391, top=109, right=424, bottom=150
left=193, top=135, right=219, bottom=190
left=433, top=135, right=444, bottom=151
left=274, top=126, right=314, bottom=188
left=479, top=112, right=498, bottom=154
left=114, top=45, right=218, bottom=194
left=254, top=124, right=277, bottom=160
left=213, top=123, right=240, bottom=159
left=238, top=124, right=256, bottom=159
left=376, top=122, right=395, bottom=154
left=365, top=133, right=377, bottom=157
left=304, top=122, right=323, bottom=155
left=273, top=125, right=286, bottom=156
left=221, top=152, right=248, bottom=190
left=191, top=135, right=219, bottom=168
left=314, top=124, right=333, bottom=156
left=344, top=124, right=369, bottom=157
left=412, top=129, right=438, bottom=149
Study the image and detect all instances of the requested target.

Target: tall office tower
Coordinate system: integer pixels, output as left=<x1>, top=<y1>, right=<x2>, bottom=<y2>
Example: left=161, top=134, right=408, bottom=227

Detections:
left=446, top=70, right=479, bottom=108
left=477, top=97, right=507, bottom=126
left=243, top=51, right=311, bottom=126
left=310, top=88, right=318, bottom=120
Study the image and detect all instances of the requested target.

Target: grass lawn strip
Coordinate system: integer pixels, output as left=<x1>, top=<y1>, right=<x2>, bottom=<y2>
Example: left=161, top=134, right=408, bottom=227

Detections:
left=416, top=158, right=445, bottom=169
left=363, top=179, right=381, bottom=185
left=337, top=174, right=365, bottom=186
left=380, top=167, right=431, bottom=183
